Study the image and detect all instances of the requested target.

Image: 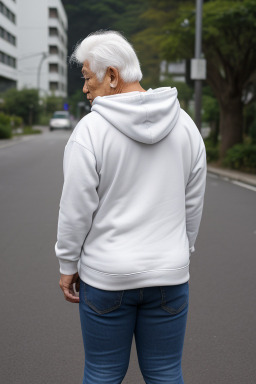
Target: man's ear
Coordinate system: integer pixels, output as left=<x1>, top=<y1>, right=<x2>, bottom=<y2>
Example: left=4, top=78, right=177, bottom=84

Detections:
left=108, top=67, right=119, bottom=88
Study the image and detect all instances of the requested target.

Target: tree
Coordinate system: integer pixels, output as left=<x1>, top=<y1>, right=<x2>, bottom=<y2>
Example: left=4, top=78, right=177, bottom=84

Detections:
left=135, top=0, right=256, bottom=157
left=3, top=89, right=40, bottom=125
left=44, top=95, right=64, bottom=114
left=160, top=75, right=193, bottom=112
left=62, top=0, right=148, bottom=95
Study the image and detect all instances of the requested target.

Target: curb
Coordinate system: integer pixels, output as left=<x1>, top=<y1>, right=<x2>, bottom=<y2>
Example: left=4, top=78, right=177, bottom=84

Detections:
left=207, top=165, right=256, bottom=188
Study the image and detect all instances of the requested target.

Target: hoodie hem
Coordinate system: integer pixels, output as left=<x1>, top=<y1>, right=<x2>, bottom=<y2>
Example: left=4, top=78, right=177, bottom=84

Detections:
left=78, top=263, right=190, bottom=291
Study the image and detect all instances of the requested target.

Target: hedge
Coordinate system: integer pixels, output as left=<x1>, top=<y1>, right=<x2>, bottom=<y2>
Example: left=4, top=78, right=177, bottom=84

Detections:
left=223, top=144, right=256, bottom=172
left=0, top=113, right=12, bottom=139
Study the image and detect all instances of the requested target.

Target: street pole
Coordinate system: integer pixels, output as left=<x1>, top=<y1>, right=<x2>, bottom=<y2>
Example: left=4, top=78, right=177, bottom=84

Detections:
left=190, top=0, right=206, bottom=133
left=37, top=53, right=48, bottom=97
left=194, top=0, right=203, bottom=130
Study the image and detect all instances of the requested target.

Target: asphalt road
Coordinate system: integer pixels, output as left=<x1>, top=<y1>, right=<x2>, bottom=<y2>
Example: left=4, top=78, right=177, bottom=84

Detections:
left=0, top=129, right=256, bottom=384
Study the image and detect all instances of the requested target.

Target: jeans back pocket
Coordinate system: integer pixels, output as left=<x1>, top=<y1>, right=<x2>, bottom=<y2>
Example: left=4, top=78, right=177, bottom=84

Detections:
left=84, top=282, right=124, bottom=315
left=160, top=283, right=189, bottom=315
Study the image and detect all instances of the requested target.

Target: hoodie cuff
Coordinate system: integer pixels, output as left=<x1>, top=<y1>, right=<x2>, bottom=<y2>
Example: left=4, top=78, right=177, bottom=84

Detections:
left=59, top=260, right=78, bottom=275
left=190, top=246, right=195, bottom=253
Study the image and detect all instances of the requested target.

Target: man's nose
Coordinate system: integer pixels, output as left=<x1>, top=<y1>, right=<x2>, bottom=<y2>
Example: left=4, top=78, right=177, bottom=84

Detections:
left=83, top=82, right=88, bottom=94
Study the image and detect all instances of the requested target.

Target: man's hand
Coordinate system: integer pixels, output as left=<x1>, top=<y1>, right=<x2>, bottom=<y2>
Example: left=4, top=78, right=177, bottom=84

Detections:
left=59, top=273, right=80, bottom=303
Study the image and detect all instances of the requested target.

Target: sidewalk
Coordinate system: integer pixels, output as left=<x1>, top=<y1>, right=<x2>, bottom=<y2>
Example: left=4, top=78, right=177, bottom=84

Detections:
left=207, top=165, right=256, bottom=187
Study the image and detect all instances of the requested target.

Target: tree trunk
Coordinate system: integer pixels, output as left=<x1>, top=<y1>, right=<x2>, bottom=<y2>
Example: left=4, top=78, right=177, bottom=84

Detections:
left=219, top=97, right=243, bottom=159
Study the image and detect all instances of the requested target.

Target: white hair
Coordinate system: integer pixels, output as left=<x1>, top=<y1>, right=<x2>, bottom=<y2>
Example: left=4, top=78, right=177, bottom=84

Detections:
left=70, top=30, right=143, bottom=83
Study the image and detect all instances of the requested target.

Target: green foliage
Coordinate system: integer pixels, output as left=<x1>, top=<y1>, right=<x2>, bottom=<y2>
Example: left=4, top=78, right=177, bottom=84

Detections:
left=244, top=102, right=256, bottom=143
left=68, top=89, right=87, bottom=117
left=62, top=0, right=148, bottom=95
left=160, top=76, right=193, bottom=112
left=37, top=95, right=65, bottom=126
left=0, top=112, right=10, bottom=126
left=0, top=125, right=12, bottom=139
left=11, top=115, right=23, bottom=128
left=38, top=113, right=52, bottom=126
left=22, top=126, right=41, bottom=135
left=202, top=91, right=219, bottom=124
left=13, top=126, right=42, bottom=136
left=202, top=87, right=220, bottom=144
left=204, top=138, right=219, bottom=163
left=223, top=144, right=256, bottom=172
left=43, top=95, right=64, bottom=114
left=0, top=112, right=12, bottom=139
left=3, top=88, right=40, bottom=125
left=135, top=0, right=256, bottom=155
left=249, top=121, right=256, bottom=144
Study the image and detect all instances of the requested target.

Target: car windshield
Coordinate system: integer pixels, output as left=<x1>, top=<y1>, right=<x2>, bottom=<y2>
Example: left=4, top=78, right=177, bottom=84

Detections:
left=53, top=113, right=68, bottom=119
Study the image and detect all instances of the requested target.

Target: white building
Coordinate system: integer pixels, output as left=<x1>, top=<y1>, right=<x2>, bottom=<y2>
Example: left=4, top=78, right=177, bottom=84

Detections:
left=0, top=0, right=18, bottom=92
left=160, top=60, right=186, bottom=83
left=17, top=0, right=68, bottom=97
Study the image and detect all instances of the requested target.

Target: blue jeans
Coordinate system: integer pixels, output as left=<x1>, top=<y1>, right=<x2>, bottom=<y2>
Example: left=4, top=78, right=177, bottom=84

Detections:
left=79, top=280, right=189, bottom=384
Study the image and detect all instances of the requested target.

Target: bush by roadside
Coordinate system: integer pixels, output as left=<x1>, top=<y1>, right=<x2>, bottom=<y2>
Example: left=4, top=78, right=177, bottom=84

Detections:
left=0, top=113, right=12, bottom=139
left=222, top=144, right=256, bottom=173
left=14, top=126, right=41, bottom=136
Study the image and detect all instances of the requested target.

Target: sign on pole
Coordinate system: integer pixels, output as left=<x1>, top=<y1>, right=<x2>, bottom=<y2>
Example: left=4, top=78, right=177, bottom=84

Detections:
left=190, top=58, right=206, bottom=80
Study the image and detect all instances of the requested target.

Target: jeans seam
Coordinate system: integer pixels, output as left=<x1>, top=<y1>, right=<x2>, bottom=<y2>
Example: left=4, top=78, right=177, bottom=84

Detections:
left=140, top=289, right=143, bottom=303
left=160, top=287, right=166, bottom=306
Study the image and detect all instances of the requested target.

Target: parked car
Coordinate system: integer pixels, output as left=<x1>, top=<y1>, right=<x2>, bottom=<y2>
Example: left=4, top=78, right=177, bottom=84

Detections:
left=49, top=111, right=72, bottom=131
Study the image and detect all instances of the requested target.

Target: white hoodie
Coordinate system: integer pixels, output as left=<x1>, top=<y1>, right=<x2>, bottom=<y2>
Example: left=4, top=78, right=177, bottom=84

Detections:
left=55, top=87, right=206, bottom=290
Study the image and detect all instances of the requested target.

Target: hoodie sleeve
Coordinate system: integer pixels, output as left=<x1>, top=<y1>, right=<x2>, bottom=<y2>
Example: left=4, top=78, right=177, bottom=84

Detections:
left=55, top=140, right=99, bottom=275
left=185, top=137, right=207, bottom=253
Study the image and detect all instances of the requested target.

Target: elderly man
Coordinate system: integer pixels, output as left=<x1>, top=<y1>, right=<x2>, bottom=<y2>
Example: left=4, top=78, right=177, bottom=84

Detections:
left=55, top=30, right=206, bottom=384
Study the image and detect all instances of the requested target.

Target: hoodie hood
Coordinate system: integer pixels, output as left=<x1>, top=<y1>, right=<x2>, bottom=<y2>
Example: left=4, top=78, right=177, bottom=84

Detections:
left=91, top=87, right=180, bottom=144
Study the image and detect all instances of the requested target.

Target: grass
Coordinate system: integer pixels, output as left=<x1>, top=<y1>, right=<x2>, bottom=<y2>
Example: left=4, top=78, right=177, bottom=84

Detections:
left=13, top=126, right=42, bottom=136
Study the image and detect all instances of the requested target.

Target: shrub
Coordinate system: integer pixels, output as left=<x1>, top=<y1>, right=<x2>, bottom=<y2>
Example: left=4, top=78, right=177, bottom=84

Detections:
left=249, top=120, right=256, bottom=144
left=11, top=115, right=23, bottom=128
left=22, top=126, right=41, bottom=135
left=204, top=139, right=219, bottom=163
left=38, top=113, right=52, bottom=126
left=0, top=112, right=10, bottom=125
left=3, top=88, right=40, bottom=125
left=0, top=125, right=12, bottom=139
left=223, top=144, right=256, bottom=172
left=0, top=112, right=12, bottom=139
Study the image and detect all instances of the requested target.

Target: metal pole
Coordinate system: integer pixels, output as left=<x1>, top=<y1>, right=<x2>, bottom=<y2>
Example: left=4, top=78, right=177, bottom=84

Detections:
left=194, top=0, right=203, bottom=131
left=37, top=53, right=47, bottom=97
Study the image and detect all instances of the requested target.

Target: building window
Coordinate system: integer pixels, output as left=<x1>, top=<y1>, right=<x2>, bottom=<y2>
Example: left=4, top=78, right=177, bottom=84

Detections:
left=49, top=27, right=58, bottom=37
left=0, top=51, right=16, bottom=68
left=0, top=1, right=16, bottom=24
left=49, top=81, right=58, bottom=91
left=49, top=7, right=58, bottom=18
left=49, top=45, right=59, bottom=55
left=0, top=27, right=16, bottom=46
left=49, top=63, right=58, bottom=73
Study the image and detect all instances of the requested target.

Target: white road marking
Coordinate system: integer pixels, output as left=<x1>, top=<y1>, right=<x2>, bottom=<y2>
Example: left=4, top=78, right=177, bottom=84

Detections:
left=232, top=181, right=256, bottom=192
left=208, top=172, right=256, bottom=192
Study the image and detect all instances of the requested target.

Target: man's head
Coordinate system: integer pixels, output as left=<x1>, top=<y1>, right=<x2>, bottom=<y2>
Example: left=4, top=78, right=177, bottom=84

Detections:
left=70, top=30, right=143, bottom=103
